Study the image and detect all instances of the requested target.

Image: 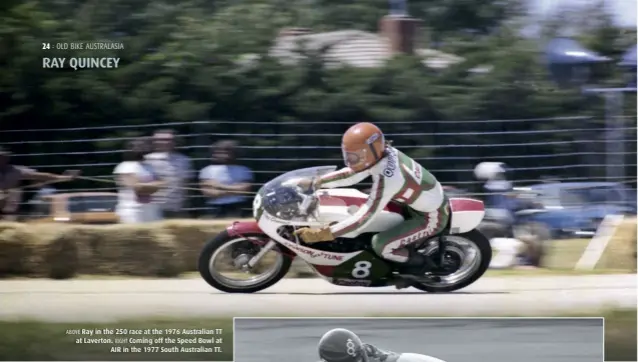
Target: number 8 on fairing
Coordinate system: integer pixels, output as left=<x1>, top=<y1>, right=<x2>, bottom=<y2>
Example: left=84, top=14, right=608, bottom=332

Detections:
left=351, top=261, right=372, bottom=278
left=252, top=194, right=262, bottom=219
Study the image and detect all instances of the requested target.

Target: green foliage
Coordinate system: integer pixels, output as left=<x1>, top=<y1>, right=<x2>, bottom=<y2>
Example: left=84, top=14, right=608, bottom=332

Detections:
left=0, top=0, right=635, bottom=189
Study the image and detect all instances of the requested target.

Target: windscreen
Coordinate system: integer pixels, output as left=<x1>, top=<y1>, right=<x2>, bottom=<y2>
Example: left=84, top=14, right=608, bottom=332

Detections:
left=254, top=166, right=338, bottom=221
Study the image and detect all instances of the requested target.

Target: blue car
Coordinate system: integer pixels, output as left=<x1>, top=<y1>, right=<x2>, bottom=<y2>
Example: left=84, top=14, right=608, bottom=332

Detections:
left=519, top=182, right=637, bottom=238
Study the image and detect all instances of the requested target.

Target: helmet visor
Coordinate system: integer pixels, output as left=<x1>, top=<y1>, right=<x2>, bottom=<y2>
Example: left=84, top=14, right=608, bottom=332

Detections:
left=342, top=148, right=368, bottom=170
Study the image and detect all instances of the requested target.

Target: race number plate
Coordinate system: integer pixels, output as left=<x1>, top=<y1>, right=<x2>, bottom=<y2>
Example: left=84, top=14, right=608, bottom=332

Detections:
left=331, top=251, right=391, bottom=282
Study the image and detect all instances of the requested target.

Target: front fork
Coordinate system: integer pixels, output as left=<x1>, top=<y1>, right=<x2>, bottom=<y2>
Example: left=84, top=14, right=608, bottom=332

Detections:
left=247, top=240, right=276, bottom=268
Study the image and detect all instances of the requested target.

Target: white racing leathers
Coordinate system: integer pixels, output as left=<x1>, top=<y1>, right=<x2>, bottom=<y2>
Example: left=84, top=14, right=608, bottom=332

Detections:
left=319, top=146, right=449, bottom=263
left=363, top=344, right=447, bottom=362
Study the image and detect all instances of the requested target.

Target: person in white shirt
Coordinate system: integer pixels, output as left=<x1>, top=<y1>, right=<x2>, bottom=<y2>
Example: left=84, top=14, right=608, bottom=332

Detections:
left=317, top=328, right=447, bottom=362
left=113, top=139, right=165, bottom=223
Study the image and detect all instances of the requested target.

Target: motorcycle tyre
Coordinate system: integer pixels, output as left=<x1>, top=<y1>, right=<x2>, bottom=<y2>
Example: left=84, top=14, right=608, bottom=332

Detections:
left=412, top=229, right=492, bottom=293
left=198, top=230, right=293, bottom=293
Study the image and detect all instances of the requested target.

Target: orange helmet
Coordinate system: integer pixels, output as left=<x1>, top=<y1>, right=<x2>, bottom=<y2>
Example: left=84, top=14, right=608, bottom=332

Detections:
left=341, top=122, right=386, bottom=172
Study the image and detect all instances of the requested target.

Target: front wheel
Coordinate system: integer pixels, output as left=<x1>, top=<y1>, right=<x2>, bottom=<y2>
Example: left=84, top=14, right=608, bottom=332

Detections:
left=412, top=229, right=492, bottom=293
left=198, top=230, right=293, bottom=293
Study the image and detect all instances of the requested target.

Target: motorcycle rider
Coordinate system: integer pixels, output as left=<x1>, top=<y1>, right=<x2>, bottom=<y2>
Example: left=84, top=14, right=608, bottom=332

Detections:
left=317, top=328, right=447, bottom=362
left=294, top=122, right=450, bottom=274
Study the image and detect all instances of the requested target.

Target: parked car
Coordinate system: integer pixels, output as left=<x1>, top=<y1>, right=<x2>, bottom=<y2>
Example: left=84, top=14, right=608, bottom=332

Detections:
left=443, top=185, right=550, bottom=267
left=521, top=182, right=637, bottom=238
left=27, top=192, right=119, bottom=224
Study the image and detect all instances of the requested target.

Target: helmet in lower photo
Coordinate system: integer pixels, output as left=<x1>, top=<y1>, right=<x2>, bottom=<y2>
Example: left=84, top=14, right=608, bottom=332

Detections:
left=318, top=328, right=369, bottom=362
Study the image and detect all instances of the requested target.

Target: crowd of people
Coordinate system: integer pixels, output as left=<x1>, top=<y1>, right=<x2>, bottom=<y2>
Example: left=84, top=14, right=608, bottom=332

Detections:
left=113, top=129, right=254, bottom=223
left=0, top=146, right=80, bottom=221
left=0, top=129, right=254, bottom=223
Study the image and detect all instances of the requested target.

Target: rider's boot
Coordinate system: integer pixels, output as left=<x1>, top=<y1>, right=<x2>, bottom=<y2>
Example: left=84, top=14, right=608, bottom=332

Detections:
left=399, top=251, right=434, bottom=274
left=392, top=251, right=434, bottom=289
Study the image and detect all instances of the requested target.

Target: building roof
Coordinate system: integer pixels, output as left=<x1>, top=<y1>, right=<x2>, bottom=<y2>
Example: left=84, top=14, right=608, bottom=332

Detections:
left=268, top=29, right=474, bottom=70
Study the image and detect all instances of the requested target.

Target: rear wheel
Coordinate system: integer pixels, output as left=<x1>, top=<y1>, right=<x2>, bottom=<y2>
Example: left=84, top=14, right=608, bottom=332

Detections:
left=411, top=230, right=492, bottom=293
left=198, top=231, right=293, bottom=293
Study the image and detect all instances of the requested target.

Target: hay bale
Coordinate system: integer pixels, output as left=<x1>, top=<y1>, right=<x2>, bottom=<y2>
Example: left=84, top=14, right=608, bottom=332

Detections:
left=1, top=223, right=80, bottom=278
left=0, top=221, right=23, bottom=234
left=0, top=219, right=255, bottom=279
left=43, top=227, right=80, bottom=279
left=72, top=223, right=183, bottom=277
left=160, top=219, right=233, bottom=271
left=0, top=219, right=326, bottom=279
left=0, top=225, right=38, bottom=276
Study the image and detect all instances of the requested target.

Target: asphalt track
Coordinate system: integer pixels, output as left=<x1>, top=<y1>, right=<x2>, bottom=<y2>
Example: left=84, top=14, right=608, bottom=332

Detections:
left=234, top=318, right=605, bottom=362
left=0, top=274, right=635, bottom=322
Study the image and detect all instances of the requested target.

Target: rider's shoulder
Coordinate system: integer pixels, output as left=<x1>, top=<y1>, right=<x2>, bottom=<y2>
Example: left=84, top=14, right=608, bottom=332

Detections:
left=364, top=344, right=400, bottom=362
left=371, top=147, right=401, bottom=179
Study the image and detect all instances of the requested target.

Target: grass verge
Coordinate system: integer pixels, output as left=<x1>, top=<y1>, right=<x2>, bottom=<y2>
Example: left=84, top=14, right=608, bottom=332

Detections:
left=0, top=318, right=233, bottom=361
left=602, top=309, right=637, bottom=361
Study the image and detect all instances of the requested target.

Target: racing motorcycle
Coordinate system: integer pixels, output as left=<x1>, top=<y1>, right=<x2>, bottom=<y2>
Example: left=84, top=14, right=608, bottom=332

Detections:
left=198, top=166, right=492, bottom=293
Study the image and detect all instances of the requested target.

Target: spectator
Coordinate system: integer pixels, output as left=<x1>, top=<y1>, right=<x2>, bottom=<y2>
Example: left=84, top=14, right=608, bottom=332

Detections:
left=145, top=129, right=193, bottom=218
left=474, top=161, right=548, bottom=269
left=113, top=139, right=164, bottom=224
left=0, top=146, right=78, bottom=221
left=138, top=136, right=153, bottom=155
left=199, top=140, right=253, bottom=218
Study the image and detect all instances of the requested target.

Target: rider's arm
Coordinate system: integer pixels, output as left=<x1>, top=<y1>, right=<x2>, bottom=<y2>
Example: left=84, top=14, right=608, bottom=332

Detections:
left=329, top=173, right=395, bottom=238
left=318, top=167, right=370, bottom=189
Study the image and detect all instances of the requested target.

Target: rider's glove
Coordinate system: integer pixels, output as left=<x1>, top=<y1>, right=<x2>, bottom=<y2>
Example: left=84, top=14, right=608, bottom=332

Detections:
left=298, top=177, right=321, bottom=192
left=282, top=177, right=319, bottom=193
left=293, top=227, right=334, bottom=243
